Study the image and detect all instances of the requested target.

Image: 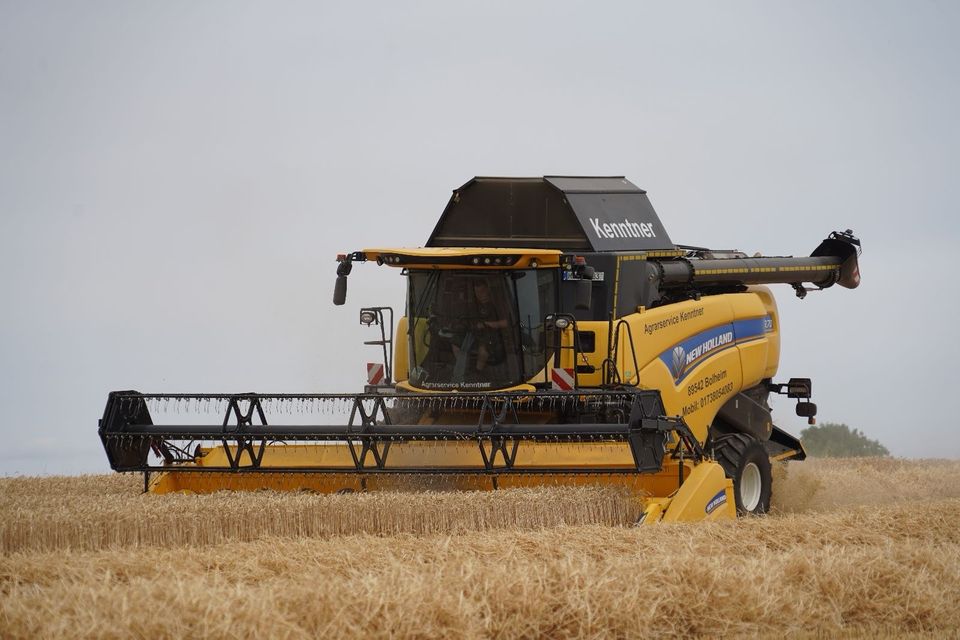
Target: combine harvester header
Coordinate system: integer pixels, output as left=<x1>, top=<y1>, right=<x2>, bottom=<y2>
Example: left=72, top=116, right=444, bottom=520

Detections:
left=100, top=176, right=860, bottom=523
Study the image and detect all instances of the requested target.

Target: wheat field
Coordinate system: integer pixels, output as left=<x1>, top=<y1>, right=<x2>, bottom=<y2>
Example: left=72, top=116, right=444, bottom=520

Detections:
left=2, top=458, right=959, bottom=639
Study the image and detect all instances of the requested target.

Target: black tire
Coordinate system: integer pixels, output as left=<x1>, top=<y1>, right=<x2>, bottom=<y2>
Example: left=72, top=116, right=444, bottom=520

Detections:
left=711, top=433, right=772, bottom=515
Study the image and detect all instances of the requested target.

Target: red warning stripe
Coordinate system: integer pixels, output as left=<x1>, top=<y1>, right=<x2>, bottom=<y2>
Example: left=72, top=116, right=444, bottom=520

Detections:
left=366, top=362, right=385, bottom=385
left=551, top=367, right=576, bottom=391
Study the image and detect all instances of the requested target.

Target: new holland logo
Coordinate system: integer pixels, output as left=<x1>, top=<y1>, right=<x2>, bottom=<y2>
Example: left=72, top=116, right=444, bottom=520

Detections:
left=670, top=346, right=686, bottom=380
left=660, top=325, right=738, bottom=383
left=705, top=489, right=727, bottom=514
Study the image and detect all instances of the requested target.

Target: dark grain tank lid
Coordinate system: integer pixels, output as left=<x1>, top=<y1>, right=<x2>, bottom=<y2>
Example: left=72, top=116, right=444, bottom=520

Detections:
left=426, top=176, right=674, bottom=252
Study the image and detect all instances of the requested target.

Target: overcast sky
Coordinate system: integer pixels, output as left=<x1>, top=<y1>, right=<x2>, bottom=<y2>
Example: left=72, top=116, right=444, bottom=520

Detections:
left=2, top=1, right=958, bottom=474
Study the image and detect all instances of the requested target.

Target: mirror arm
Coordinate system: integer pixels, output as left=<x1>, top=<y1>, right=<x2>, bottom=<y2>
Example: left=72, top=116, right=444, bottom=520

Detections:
left=333, top=254, right=356, bottom=306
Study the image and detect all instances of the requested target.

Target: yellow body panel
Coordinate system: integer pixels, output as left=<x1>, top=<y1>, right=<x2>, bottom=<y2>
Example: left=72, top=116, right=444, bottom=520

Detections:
left=626, top=289, right=778, bottom=443
left=657, top=461, right=736, bottom=523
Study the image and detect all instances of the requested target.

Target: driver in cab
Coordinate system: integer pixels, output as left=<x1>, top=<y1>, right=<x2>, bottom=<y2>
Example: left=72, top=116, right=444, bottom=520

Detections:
left=470, top=280, right=509, bottom=371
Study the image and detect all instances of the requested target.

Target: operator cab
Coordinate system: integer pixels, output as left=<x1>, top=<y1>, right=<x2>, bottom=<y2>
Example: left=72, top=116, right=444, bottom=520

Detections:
left=407, top=269, right=558, bottom=390
left=334, top=176, right=678, bottom=390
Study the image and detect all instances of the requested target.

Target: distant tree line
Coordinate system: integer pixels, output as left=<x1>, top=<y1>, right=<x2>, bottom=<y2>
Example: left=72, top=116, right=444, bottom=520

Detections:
left=800, top=422, right=889, bottom=458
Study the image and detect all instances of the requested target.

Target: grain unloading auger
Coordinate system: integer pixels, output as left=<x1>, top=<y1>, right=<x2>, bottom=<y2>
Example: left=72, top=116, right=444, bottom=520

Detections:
left=99, top=176, right=861, bottom=522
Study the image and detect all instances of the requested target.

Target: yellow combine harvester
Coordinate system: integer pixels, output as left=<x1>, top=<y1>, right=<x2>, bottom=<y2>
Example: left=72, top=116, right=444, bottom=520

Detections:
left=99, top=176, right=860, bottom=523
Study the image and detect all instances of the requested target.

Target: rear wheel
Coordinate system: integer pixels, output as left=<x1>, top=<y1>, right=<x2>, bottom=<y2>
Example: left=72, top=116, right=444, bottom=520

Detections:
left=712, top=433, right=772, bottom=515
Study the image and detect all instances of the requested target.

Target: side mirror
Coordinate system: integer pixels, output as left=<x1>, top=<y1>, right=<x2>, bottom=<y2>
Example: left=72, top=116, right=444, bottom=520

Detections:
left=575, top=266, right=595, bottom=311
left=333, top=259, right=353, bottom=306
left=795, top=401, right=817, bottom=418
left=333, top=276, right=348, bottom=306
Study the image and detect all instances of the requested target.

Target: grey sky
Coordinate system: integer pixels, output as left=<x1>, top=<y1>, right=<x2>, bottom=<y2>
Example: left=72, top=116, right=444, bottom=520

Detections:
left=1, top=1, right=957, bottom=474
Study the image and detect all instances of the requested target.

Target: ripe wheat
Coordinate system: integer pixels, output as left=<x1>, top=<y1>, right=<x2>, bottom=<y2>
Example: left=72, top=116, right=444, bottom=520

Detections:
left=1, top=458, right=958, bottom=639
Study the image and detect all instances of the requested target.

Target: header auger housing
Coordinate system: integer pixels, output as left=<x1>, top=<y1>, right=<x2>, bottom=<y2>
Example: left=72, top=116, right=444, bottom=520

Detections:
left=99, top=176, right=860, bottom=523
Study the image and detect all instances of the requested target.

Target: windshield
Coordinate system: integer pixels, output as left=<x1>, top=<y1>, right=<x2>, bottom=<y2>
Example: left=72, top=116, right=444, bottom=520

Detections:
left=407, top=269, right=558, bottom=390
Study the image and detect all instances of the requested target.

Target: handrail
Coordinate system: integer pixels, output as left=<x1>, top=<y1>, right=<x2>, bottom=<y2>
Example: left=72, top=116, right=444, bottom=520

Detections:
left=607, top=319, right=640, bottom=387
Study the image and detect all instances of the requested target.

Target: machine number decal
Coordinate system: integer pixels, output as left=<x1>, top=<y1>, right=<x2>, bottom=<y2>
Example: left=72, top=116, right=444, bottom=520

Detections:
left=705, top=489, right=727, bottom=514
left=562, top=271, right=604, bottom=282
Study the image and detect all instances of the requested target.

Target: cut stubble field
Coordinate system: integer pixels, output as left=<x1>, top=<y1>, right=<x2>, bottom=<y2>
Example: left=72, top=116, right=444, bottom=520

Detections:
left=2, top=458, right=960, bottom=639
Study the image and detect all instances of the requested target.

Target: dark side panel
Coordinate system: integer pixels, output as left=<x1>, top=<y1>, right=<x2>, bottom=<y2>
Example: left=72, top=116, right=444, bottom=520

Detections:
left=427, top=177, right=589, bottom=250
left=717, top=391, right=774, bottom=441
left=766, top=425, right=807, bottom=461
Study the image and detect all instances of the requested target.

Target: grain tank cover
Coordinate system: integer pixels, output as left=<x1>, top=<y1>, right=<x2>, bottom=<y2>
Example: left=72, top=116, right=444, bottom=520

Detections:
left=426, top=176, right=674, bottom=252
